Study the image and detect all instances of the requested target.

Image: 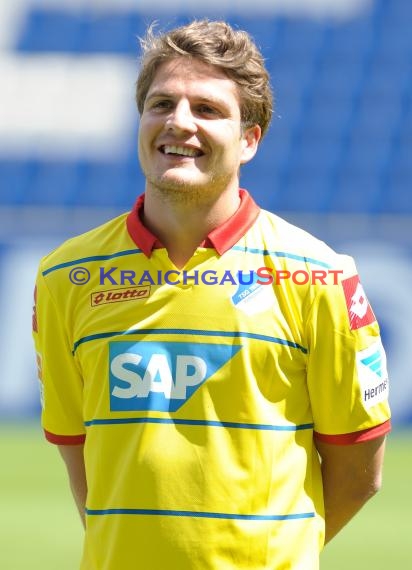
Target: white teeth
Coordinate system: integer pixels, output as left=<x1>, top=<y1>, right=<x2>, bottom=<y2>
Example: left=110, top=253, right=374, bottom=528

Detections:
left=163, top=145, right=200, bottom=157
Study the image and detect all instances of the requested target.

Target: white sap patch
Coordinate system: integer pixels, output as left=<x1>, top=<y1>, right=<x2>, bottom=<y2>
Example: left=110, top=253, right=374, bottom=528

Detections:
left=356, top=339, right=389, bottom=410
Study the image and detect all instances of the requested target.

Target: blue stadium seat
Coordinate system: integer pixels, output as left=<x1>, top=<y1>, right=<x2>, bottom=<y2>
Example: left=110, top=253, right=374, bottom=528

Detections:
left=26, top=160, right=81, bottom=206
left=0, top=160, right=33, bottom=205
left=17, top=10, right=82, bottom=52
left=289, top=134, right=342, bottom=173
left=257, top=128, right=292, bottom=170
left=376, top=138, right=412, bottom=213
left=351, top=101, right=400, bottom=141
left=378, top=179, right=412, bottom=214
left=7, top=2, right=411, bottom=215
left=274, top=168, right=332, bottom=213
left=327, top=169, right=383, bottom=213
left=325, top=17, right=375, bottom=62
left=17, top=9, right=169, bottom=54
left=314, top=58, right=365, bottom=101
left=72, top=161, right=141, bottom=208
left=374, top=0, right=412, bottom=33
left=241, top=165, right=282, bottom=213
left=228, top=16, right=280, bottom=57
left=301, top=96, right=354, bottom=140
left=361, top=64, right=409, bottom=99
left=79, top=14, right=135, bottom=54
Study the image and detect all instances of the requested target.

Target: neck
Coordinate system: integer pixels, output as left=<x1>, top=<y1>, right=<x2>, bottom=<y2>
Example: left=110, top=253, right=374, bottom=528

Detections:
left=142, top=187, right=241, bottom=268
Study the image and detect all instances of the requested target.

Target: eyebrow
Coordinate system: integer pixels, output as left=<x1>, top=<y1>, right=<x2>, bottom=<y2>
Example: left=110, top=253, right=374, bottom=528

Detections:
left=145, top=91, right=172, bottom=101
left=145, top=91, right=232, bottom=108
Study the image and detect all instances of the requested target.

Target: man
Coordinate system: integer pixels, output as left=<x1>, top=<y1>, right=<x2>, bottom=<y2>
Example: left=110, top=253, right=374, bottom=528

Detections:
left=33, top=20, right=391, bottom=570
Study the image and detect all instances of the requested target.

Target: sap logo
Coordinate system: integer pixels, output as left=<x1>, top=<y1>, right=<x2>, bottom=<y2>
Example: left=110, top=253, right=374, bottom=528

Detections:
left=109, top=341, right=242, bottom=412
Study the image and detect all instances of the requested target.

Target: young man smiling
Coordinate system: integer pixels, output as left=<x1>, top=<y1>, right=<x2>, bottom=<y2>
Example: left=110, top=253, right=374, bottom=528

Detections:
left=33, top=20, right=390, bottom=570
left=138, top=55, right=262, bottom=267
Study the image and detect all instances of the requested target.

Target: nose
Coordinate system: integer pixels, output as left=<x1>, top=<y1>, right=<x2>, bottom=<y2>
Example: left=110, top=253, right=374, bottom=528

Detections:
left=165, top=100, right=197, bottom=134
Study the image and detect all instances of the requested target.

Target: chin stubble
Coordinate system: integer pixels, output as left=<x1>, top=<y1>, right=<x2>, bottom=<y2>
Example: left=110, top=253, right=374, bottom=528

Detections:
left=146, top=170, right=234, bottom=205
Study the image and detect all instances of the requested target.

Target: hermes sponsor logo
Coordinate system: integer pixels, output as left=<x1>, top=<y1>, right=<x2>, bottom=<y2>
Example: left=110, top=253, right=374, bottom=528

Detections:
left=356, top=340, right=389, bottom=409
left=91, top=286, right=151, bottom=307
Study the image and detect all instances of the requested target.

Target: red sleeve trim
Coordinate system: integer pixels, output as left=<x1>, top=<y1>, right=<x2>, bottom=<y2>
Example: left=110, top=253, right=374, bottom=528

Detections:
left=314, top=419, right=391, bottom=445
left=44, top=430, right=86, bottom=445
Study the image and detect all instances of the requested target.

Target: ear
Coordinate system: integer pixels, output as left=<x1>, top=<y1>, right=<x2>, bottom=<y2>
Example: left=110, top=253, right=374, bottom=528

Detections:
left=240, top=125, right=261, bottom=165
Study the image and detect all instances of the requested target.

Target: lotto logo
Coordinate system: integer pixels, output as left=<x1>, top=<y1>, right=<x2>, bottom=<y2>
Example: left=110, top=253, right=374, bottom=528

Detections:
left=109, top=341, right=242, bottom=412
left=342, top=275, right=376, bottom=330
left=91, top=286, right=150, bottom=306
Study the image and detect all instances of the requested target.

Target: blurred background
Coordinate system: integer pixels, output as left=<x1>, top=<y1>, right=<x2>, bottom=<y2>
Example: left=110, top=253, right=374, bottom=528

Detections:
left=0, top=0, right=410, bottom=568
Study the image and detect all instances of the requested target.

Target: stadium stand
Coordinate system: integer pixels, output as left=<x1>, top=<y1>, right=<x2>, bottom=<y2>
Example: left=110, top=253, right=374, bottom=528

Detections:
left=0, top=0, right=411, bottom=213
left=1, top=0, right=412, bottom=429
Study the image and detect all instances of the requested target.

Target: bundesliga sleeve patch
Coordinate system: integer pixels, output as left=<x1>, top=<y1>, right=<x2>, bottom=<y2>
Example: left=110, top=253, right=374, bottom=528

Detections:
left=356, top=340, right=389, bottom=409
left=342, top=275, right=376, bottom=330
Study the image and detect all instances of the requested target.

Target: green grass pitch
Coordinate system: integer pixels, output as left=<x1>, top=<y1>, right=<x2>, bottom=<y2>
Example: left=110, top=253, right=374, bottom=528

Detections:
left=0, top=423, right=410, bottom=569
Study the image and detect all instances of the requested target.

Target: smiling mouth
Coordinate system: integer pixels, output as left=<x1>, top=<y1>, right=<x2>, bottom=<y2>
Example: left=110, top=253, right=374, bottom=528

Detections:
left=159, top=145, right=204, bottom=158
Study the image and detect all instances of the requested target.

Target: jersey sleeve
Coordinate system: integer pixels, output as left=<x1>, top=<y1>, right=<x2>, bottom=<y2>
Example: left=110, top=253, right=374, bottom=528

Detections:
left=304, top=255, right=391, bottom=444
left=32, top=266, right=86, bottom=445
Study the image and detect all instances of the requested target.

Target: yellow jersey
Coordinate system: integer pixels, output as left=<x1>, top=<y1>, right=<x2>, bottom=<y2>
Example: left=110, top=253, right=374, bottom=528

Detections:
left=33, top=190, right=390, bottom=570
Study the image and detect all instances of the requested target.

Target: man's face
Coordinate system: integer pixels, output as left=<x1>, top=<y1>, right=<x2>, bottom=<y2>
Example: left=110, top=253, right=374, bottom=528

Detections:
left=138, top=57, right=260, bottom=202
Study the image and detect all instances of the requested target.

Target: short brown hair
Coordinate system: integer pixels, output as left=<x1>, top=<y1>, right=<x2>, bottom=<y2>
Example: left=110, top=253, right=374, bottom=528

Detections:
left=136, top=20, right=273, bottom=138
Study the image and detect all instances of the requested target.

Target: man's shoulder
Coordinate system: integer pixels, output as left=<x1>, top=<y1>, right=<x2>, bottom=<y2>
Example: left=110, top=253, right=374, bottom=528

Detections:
left=252, top=208, right=356, bottom=273
left=39, top=211, right=130, bottom=274
left=256, top=209, right=335, bottom=254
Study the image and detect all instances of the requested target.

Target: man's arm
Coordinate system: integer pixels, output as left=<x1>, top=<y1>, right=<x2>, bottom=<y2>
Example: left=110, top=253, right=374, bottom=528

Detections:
left=58, top=444, right=87, bottom=528
left=315, top=435, right=386, bottom=544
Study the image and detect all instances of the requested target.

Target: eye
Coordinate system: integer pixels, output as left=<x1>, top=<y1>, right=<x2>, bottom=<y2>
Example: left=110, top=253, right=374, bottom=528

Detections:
left=151, top=99, right=173, bottom=111
left=196, top=104, right=220, bottom=117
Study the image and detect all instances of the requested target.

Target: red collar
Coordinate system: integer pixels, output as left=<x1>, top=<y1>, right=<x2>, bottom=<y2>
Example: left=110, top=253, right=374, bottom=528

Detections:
left=126, top=189, right=260, bottom=257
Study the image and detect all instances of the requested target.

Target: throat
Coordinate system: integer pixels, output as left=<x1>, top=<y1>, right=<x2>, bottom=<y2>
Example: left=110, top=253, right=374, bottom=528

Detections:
left=165, top=243, right=200, bottom=269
